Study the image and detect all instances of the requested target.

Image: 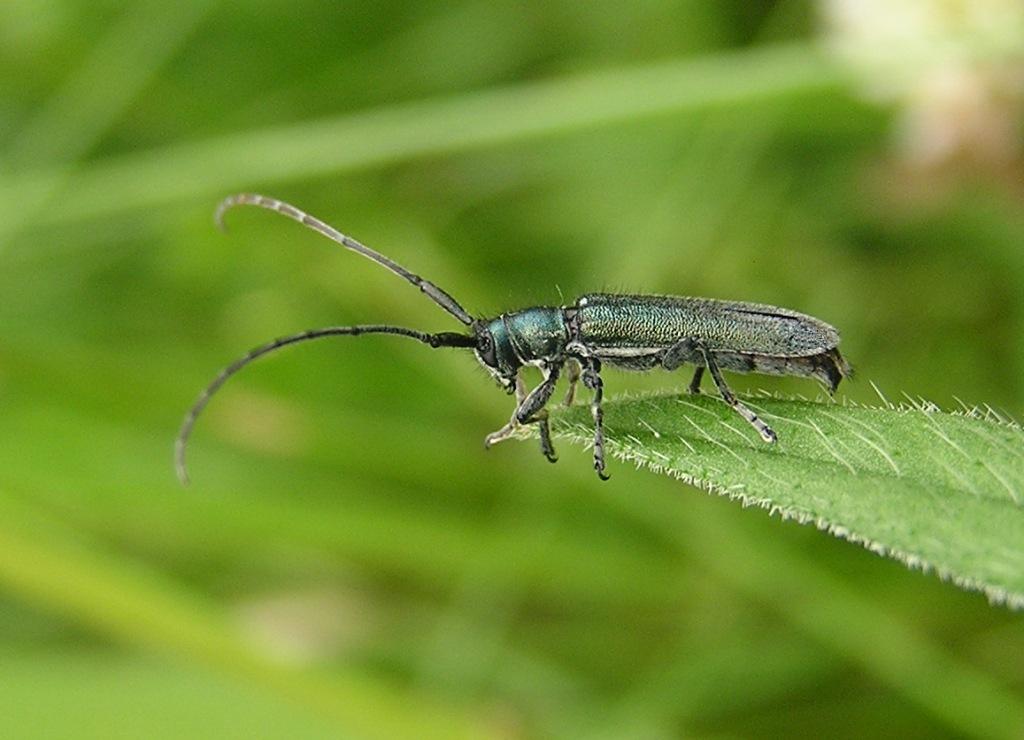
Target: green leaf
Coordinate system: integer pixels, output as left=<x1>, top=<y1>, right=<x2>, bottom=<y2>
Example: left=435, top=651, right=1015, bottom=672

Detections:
left=550, top=392, right=1024, bottom=607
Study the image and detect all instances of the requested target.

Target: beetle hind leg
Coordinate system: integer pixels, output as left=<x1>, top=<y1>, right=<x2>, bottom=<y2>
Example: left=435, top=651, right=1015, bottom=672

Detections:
left=695, top=341, right=777, bottom=444
left=687, top=366, right=704, bottom=395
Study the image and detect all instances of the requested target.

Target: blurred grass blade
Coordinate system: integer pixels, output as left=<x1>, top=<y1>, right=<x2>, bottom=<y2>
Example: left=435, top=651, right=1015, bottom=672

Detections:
left=0, top=494, right=492, bottom=740
left=4, top=0, right=214, bottom=167
left=0, top=42, right=843, bottom=232
left=551, top=392, right=1024, bottom=607
left=0, top=0, right=216, bottom=248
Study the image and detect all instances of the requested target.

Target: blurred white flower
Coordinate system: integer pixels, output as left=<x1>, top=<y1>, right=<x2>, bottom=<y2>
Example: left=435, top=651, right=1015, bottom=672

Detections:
left=822, top=0, right=1024, bottom=167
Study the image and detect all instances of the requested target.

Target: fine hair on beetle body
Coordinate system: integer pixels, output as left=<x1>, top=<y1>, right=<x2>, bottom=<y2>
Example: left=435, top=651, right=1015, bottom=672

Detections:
left=176, top=194, right=852, bottom=484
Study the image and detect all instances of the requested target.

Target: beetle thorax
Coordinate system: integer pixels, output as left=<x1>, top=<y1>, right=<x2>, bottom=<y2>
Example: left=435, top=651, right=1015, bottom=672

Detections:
left=473, top=308, right=569, bottom=388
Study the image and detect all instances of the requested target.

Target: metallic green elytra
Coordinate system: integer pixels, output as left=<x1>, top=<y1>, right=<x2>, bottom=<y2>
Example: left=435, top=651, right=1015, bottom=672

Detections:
left=176, top=194, right=851, bottom=484
left=572, top=294, right=847, bottom=388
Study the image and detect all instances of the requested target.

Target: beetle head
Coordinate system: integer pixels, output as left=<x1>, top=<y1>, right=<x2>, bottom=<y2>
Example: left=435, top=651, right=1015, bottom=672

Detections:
left=473, top=318, right=520, bottom=393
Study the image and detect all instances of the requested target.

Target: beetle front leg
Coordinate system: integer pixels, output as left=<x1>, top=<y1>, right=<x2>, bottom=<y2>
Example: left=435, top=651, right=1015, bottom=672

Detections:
left=520, top=370, right=558, bottom=463
left=484, top=364, right=561, bottom=462
left=517, top=365, right=561, bottom=462
left=694, top=341, right=777, bottom=444
left=483, top=373, right=526, bottom=448
left=581, top=358, right=610, bottom=481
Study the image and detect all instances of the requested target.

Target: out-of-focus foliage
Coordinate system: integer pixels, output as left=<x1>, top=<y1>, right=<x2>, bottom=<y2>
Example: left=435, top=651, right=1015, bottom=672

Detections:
left=0, top=1, right=1022, bottom=738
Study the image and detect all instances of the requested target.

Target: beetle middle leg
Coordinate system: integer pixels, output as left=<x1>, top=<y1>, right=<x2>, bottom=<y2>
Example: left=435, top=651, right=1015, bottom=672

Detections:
left=563, top=358, right=581, bottom=406
left=687, top=366, right=704, bottom=395
left=484, top=364, right=561, bottom=462
left=662, top=338, right=703, bottom=394
left=581, top=358, right=610, bottom=481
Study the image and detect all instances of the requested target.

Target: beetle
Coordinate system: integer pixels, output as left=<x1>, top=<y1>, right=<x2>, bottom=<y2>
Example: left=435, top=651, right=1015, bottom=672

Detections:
left=175, top=193, right=851, bottom=484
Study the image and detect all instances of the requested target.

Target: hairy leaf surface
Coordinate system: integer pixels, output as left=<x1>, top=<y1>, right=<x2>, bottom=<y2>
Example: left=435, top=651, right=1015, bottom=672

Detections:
left=551, top=393, right=1024, bottom=607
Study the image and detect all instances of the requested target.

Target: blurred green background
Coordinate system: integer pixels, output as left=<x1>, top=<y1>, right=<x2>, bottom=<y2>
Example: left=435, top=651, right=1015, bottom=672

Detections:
left=1, top=1, right=1023, bottom=738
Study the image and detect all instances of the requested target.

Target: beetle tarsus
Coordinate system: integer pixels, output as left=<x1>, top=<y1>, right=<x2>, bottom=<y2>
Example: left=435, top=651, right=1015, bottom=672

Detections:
left=538, top=413, right=558, bottom=462
left=484, top=425, right=514, bottom=448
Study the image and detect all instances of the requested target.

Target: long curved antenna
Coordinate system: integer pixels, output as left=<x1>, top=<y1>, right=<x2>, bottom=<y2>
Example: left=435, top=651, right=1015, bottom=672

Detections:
left=216, top=194, right=474, bottom=326
left=175, top=325, right=475, bottom=485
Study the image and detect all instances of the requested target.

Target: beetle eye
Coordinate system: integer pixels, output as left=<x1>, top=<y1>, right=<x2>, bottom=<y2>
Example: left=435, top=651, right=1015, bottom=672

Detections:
left=477, top=331, right=497, bottom=367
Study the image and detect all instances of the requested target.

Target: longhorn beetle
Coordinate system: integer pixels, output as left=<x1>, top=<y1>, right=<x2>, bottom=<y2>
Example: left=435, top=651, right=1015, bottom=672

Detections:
left=176, top=194, right=851, bottom=484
